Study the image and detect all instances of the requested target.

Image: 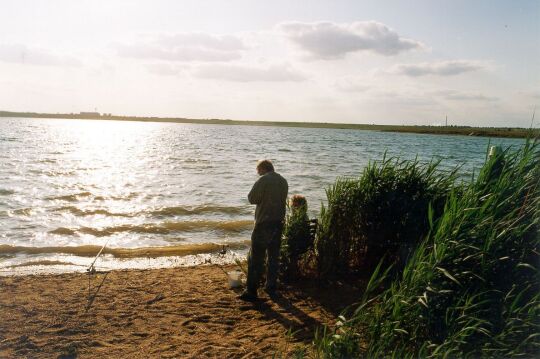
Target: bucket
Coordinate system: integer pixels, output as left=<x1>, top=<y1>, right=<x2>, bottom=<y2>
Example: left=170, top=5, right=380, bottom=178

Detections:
left=227, top=270, right=243, bottom=288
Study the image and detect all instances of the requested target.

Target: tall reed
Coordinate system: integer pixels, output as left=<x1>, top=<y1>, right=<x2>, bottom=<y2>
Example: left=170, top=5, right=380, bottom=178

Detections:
left=281, top=196, right=313, bottom=280
left=315, top=156, right=456, bottom=278
left=314, top=141, right=540, bottom=357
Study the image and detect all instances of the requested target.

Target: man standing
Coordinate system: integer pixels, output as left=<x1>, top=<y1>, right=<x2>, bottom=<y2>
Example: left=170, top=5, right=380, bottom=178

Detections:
left=239, top=160, right=288, bottom=302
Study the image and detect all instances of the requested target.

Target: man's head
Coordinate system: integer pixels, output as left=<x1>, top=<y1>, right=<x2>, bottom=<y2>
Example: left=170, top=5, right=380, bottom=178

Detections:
left=256, top=159, right=274, bottom=176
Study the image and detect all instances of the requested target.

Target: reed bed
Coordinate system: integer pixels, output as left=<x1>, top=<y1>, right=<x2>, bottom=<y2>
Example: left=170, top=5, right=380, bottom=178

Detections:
left=315, top=155, right=457, bottom=279
left=280, top=195, right=313, bottom=281
left=311, top=141, right=540, bottom=357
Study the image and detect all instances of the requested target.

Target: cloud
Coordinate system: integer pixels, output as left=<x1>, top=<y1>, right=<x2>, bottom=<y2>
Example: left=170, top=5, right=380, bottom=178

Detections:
left=445, top=93, right=497, bottom=102
left=434, top=90, right=498, bottom=102
left=156, top=33, right=246, bottom=51
left=193, top=63, right=306, bottom=82
left=145, top=63, right=183, bottom=76
left=335, top=79, right=371, bottom=93
left=517, top=90, right=540, bottom=100
left=0, top=44, right=81, bottom=67
left=278, top=21, right=423, bottom=59
left=116, top=33, right=247, bottom=62
left=390, top=60, right=486, bottom=77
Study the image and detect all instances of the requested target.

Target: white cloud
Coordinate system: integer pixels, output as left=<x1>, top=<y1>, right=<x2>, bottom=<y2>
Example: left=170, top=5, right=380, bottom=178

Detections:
left=0, top=44, right=81, bottom=67
left=335, top=79, right=371, bottom=93
left=156, top=33, right=246, bottom=51
left=193, top=63, right=306, bottom=82
left=145, top=63, right=183, bottom=76
left=434, top=90, right=498, bottom=102
left=278, top=21, right=423, bottom=59
left=116, top=33, right=247, bottom=62
left=390, top=60, right=486, bottom=77
left=117, top=44, right=241, bottom=62
left=517, top=90, right=540, bottom=100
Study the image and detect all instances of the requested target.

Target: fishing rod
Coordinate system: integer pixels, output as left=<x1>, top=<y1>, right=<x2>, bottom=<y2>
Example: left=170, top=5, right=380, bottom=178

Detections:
left=87, top=237, right=112, bottom=273
left=86, top=237, right=112, bottom=307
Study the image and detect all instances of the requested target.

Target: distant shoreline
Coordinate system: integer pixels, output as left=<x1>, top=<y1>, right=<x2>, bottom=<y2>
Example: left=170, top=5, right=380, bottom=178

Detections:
left=1, top=110, right=537, bottom=139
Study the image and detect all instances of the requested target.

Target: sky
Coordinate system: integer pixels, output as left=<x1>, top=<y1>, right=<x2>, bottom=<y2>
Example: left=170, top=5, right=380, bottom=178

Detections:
left=0, top=0, right=538, bottom=127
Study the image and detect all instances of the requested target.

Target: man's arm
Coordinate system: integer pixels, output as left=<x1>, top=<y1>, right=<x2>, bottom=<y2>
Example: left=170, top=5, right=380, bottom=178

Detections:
left=248, top=178, right=264, bottom=204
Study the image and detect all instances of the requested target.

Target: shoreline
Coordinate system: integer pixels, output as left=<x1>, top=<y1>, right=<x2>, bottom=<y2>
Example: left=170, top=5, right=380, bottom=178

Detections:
left=1, top=111, right=537, bottom=139
left=0, top=264, right=365, bottom=358
left=0, top=243, right=249, bottom=277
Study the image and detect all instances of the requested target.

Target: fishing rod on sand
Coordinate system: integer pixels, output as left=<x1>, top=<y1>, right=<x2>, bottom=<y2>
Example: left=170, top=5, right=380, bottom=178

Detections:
left=85, top=237, right=112, bottom=310
left=87, top=237, right=112, bottom=274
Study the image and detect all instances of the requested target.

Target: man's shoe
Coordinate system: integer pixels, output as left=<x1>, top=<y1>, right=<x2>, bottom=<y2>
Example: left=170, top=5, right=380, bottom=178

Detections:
left=238, top=291, right=258, bottom=302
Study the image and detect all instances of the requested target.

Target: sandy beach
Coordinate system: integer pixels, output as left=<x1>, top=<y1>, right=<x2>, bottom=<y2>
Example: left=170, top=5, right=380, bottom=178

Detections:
left=0, top=265, right=363, bottom=358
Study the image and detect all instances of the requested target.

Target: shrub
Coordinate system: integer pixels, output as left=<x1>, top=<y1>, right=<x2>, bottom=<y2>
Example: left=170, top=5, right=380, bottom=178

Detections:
left=315, top=141, right=540, bottom=357
left=281, top=195, right=314, bottom=280
left=315, top=156, right=456, bottom=279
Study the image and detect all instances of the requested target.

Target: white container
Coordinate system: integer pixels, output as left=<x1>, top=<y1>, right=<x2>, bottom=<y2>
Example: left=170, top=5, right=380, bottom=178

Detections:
left=227, top=270, right=243, bottom=288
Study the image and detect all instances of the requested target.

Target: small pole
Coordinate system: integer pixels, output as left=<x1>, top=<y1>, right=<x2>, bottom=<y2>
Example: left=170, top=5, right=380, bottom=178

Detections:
left=488, top=145, right=502, bottom=159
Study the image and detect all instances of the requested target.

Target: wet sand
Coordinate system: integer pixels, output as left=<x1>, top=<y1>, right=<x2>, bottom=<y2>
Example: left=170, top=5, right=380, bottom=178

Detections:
left=0, top=265, right=364, bottom=358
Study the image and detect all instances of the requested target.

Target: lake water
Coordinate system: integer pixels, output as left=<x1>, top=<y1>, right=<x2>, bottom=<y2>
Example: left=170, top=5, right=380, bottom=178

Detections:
left=0, top=118, right=524, bottom=274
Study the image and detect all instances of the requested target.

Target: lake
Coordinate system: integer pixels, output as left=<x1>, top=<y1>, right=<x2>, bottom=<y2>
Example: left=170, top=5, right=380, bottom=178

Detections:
left=0, top=118, right=524, bottom=274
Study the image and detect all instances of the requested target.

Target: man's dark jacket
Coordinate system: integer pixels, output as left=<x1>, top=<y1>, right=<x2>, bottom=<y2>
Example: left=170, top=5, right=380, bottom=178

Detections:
left=248, top=171, right=288, bottom=224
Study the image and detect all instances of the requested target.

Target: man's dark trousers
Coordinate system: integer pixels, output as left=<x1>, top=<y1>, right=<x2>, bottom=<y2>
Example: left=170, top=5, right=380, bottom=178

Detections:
left=246, top=220, right=284, bottom=294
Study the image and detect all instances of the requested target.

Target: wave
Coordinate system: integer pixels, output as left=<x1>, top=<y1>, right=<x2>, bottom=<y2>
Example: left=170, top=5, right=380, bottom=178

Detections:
left=6, top=260, right=82, bottom=268
left=49, top=227, right=76, bottom=235
left=148, top=205, right=251, bottom=216
left=49, top=220, right=254, bottom=237
left=0, top=137, right=18, bottom=142
left=42, top=170, right=76, bottom=177
left=182, top=158, right=210, bottom=163
left=0, top=208, right=33, bottom=217
left=161, top=220, right=253, bottom=232
left=38, top=158, right=57, bottom=164
left=46, top=191, right=92, bottom=202
left=53, top=205, right=251, bottom=217
left=53, top=206, right=134, bottom=217
left=46, top=191, right=142, bottom=202
left=13, top=208, right=33, bottom=216
left=0, top=241, right=250, bottom=258
left=0, top=189, right=15, bottom=196
left=109, top=192, right=140, bottom=201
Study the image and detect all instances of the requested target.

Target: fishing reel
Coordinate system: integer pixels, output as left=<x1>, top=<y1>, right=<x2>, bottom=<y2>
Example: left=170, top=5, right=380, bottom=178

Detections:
left=87, top=264, right=97, bottom=274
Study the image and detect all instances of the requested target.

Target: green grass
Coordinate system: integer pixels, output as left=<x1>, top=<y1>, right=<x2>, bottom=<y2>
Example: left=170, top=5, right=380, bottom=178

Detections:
left=310, top=141, right=540, bottom=358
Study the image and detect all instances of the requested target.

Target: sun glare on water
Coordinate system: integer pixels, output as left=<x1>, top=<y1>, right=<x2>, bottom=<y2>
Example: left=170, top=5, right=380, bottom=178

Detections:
left=42, top=119, right=173, bottom=248
left=67, top=119, right=156, bottom=199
